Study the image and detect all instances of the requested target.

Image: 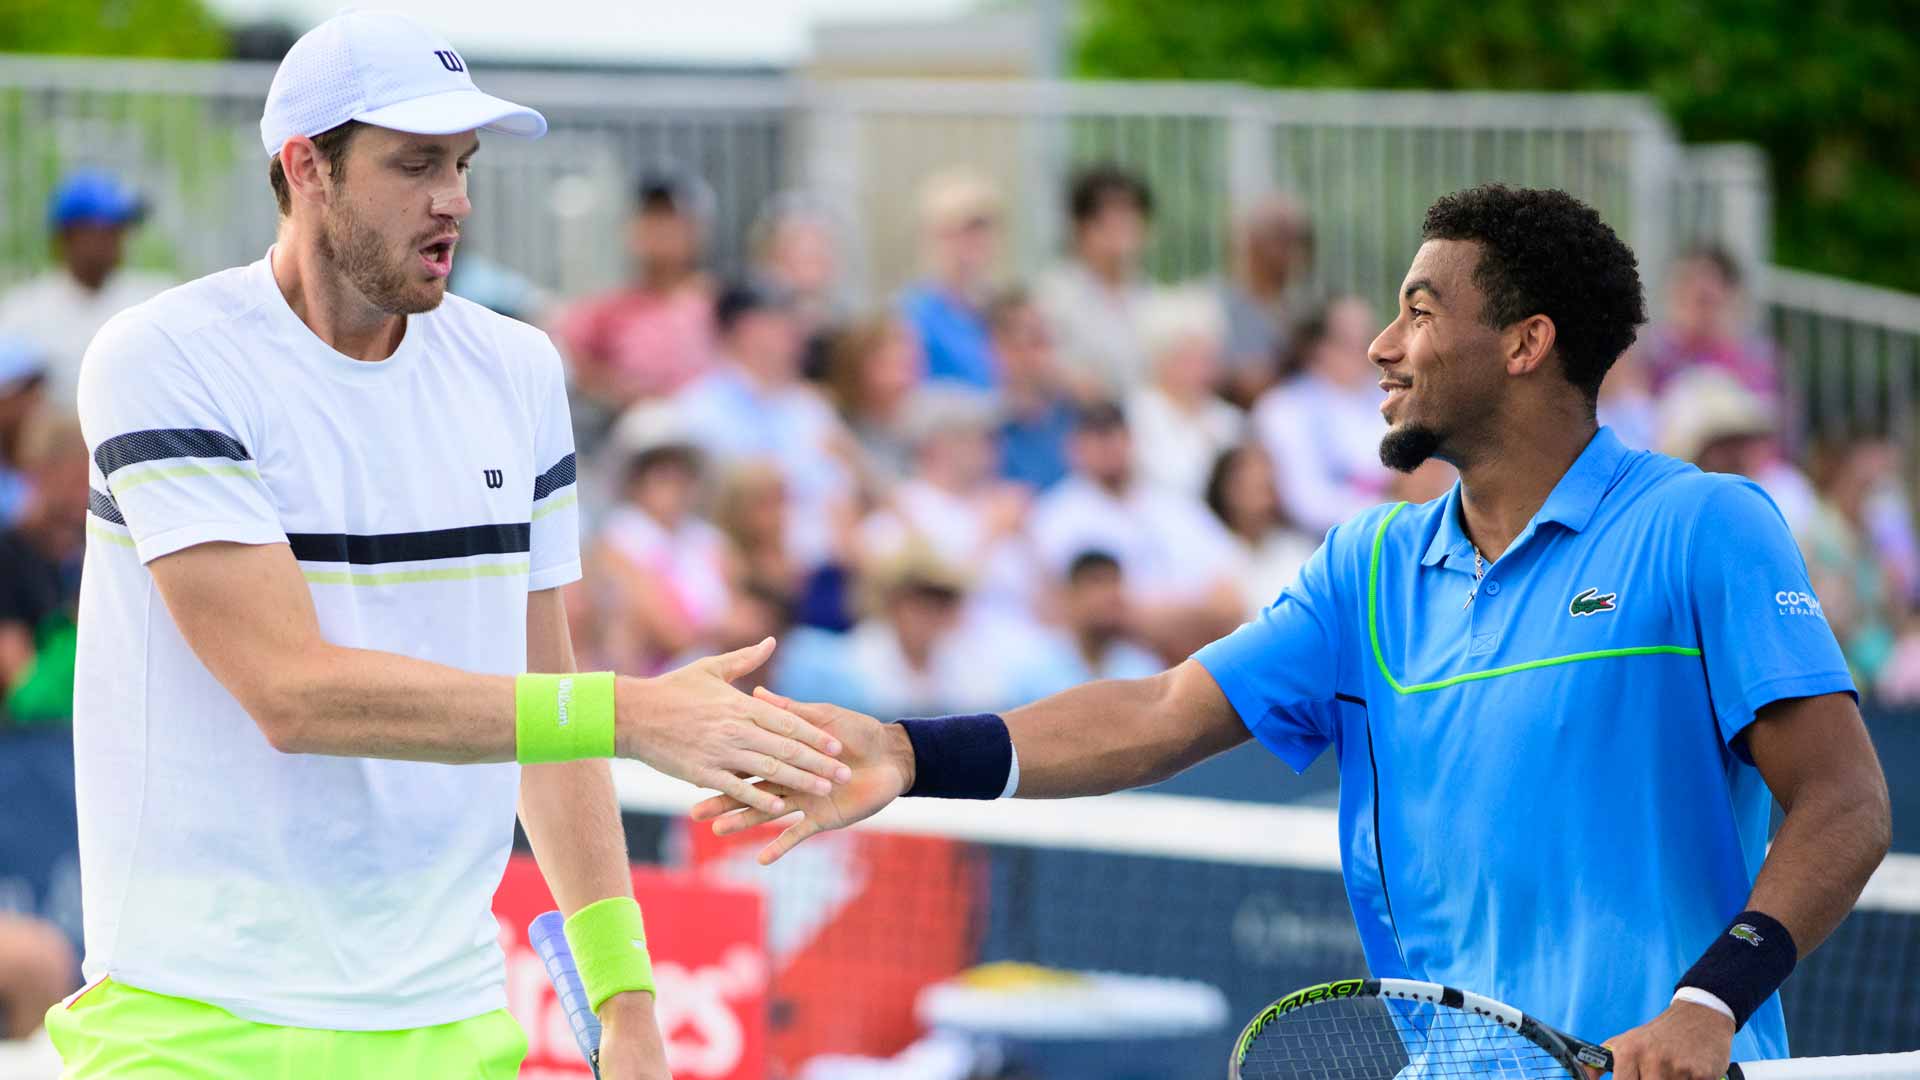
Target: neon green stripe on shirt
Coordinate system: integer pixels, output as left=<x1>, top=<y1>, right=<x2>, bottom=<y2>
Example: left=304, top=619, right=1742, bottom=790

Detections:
left=108, top=462, right=261, bottom=495
left=1366, top=501, right=1700, bottom=695
left=301, top=560, right=530, bottom=587
left=531, top=492, right=576, bottom=521
left=87, top=520, right=137, bottom=548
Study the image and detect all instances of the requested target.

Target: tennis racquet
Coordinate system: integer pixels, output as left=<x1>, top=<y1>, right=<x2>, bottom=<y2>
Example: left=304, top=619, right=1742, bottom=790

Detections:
left=530, top=910, right=603, bottom=1079
left=1229, top=978, right=1746, bottom=1079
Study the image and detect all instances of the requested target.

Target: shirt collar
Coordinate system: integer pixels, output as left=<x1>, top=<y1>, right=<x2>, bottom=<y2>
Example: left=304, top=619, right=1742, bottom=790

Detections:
left=1535, top=426, right=1628, bottom=533
left=1418, top=426, right=1627, bottom=568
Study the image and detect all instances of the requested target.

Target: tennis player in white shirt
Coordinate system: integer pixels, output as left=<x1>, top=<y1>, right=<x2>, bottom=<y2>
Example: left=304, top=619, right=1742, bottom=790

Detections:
left=50, top=13, right=847, bottom=1079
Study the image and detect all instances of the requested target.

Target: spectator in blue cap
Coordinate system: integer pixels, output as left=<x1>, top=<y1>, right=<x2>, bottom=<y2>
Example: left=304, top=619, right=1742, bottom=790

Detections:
left=0, top=171, right=174, bottom=410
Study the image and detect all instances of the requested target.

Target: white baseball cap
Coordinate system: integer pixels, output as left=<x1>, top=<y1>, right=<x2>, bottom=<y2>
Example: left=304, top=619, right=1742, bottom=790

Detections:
left=260, top=10, right=546, bottom=158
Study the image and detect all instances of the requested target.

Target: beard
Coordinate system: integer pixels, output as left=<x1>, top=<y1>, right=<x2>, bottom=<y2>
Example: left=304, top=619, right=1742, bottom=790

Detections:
left=316, top=199, right=445, bottom=316
left=1380, top=423, right=1444, bottom=473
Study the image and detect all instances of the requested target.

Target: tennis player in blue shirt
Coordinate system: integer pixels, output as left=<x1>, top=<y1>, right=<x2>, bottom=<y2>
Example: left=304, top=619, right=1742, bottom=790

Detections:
left=693, top=185, right=1891, bottom=1080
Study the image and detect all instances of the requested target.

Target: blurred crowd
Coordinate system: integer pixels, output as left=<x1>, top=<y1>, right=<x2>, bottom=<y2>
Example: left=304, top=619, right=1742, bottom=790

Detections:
left=7, top=162, right=1920, bottom=746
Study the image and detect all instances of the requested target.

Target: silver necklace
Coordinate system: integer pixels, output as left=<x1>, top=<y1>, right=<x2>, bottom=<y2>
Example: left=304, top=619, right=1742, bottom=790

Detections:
left=1464, top=547, right=1488, bottom=609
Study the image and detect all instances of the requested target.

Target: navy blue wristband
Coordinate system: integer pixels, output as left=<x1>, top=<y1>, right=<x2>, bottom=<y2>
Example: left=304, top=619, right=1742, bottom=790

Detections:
left=1676, top=910, right=1797, bottom=1031
left=898, top=714, right=1012, bottom=799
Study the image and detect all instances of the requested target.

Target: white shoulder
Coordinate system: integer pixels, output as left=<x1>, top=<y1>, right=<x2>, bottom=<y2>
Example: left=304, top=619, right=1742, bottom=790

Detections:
left=115, top=265, right=266, bottom=341
left=437, top=292, right=565, bottom=384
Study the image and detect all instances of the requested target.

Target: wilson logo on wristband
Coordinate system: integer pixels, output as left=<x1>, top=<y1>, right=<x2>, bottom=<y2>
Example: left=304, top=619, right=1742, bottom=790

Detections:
left=555, top=676, right=573, bottom=727
left=1729, top=923, right=1764, bottom=946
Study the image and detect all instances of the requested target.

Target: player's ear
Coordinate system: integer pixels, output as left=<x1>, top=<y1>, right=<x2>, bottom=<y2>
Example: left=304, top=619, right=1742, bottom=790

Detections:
left=280, top=135, right=332, bottom=211
left=1504, top=314, right=1556, bottom=377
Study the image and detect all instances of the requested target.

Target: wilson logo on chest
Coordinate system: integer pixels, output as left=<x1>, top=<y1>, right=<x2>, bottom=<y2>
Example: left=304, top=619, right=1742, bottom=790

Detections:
left=483, top=469, right=504, bottom=490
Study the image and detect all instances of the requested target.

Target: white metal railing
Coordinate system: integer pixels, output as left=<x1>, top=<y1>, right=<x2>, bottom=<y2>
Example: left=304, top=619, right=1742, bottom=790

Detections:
left=1764, top=267, right=1920, bottom=451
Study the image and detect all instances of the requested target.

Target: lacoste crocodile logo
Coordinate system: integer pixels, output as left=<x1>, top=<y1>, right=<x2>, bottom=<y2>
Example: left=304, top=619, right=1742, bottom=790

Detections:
left=1569, top=587, right=1618, bottom=617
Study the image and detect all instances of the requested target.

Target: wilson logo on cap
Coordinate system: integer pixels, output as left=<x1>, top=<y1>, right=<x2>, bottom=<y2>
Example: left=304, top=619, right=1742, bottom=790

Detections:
left=259, top=11, right=546, bottom=158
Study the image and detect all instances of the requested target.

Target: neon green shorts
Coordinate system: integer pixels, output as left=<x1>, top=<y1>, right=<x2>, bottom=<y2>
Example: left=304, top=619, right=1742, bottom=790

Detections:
left=45, top=978, right=527, bottom=1079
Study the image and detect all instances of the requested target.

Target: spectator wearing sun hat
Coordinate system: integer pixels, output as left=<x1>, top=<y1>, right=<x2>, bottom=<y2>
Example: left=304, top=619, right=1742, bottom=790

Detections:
left=0, top=172, right=174, bottom=409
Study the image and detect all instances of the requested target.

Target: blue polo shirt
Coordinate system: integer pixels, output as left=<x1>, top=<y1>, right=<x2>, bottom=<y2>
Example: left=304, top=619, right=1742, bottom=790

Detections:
left=1195, top=427, right=1854, bottom=1062
left=900, top=283, right=997, bottom=390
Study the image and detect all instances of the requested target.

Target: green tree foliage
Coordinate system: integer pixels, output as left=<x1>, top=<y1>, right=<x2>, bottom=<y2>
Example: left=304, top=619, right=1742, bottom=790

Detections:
left=1077, top=0, right=1920, bottom=293
left=0, top=0, right=228, bottom=59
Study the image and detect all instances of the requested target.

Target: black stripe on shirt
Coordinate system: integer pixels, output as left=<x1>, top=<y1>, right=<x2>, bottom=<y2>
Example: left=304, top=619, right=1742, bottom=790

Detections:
left=95, top=428, right=250, bottom=479
left=89, top=488, right=125, bottom=525
left=286, top=523, right=531, bottom=566
left=532, top=453, right=576, bottom=501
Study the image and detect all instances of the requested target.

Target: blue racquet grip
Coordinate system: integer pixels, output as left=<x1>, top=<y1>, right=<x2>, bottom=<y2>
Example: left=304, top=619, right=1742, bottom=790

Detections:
left=530, top=910, right=603, bottom=1078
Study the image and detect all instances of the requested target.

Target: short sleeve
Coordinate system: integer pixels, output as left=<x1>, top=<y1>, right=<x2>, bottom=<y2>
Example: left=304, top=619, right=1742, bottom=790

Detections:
left=77, top=314, right=286, bottom=564
left=1192, top=534, right=1344, bottom=772
left=1687, top=478, right=1855, bottom=748
left=526, top=335, right=582, bottom=592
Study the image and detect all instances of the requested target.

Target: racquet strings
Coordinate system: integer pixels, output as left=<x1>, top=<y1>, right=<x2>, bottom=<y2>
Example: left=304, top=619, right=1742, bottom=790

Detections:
left=1237, top=996, right=1578, bottom=1079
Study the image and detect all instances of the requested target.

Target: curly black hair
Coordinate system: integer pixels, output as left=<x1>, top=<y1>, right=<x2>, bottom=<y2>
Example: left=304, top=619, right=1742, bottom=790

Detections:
left=1421, top=184, right=1646, bottom=402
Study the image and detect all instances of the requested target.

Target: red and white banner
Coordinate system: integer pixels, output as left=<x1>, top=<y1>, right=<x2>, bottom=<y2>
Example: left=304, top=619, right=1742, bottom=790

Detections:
left=493, top=855, right=769, bottom=1080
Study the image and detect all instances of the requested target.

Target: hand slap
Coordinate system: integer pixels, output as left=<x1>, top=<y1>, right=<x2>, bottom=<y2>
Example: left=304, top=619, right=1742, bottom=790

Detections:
left=621, top=639, right=849, bottom=818
left=688, top=688, right=912, bottom=865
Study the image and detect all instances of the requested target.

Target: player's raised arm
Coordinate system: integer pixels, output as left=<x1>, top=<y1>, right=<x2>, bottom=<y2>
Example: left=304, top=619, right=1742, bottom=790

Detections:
left=147, top=538, right=844, bottom=812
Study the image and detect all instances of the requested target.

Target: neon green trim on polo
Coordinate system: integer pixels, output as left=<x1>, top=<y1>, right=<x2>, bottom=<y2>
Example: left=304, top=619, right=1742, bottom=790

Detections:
left=1366, top=501, right=1701, bottom=695
left=303, top=560, right=529, bottom=587
left=531, top=492, right=577, bottom=521
left=86, top=520, right=137, bottom=548
left=108, top=462, right=261, bottom=495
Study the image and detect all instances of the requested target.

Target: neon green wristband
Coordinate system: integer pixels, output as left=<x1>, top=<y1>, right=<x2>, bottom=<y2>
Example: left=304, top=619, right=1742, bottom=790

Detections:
left=514, top=672, right=616, bottom=764
left=563, top=896, right=655, bottom=1011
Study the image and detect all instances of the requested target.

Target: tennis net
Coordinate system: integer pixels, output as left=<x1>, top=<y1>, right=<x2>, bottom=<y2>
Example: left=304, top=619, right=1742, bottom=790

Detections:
left=612, top=763, right=1920, bottom=1079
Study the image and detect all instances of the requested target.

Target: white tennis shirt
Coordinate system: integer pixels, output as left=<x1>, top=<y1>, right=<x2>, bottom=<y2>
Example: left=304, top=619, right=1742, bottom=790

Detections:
left=72, top=249, right=582, bottom=1030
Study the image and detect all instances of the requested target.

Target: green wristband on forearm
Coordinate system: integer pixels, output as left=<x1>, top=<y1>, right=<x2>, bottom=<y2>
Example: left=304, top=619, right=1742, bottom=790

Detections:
left=563, top=896, right=655, bottom=1012
left=514, top=672, right=617, bottom=764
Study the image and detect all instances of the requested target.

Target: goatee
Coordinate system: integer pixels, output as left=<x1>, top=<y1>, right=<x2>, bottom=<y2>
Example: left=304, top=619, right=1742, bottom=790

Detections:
left=1380, top=424, right=1443, bottom=473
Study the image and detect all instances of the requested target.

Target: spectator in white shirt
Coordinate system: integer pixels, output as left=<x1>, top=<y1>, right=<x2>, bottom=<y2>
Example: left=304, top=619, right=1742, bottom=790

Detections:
left=1219, top=194, right=1316, bottom=408
left=1251, top=294, right=1393, bottom=533
left=669, top=281, right=857, bottom=571
left=592, top=403, right=753, bottom=673
left=1009, top=551, right=1165, bottom=701
left=1034, top=165, right=1157, bottom=398
left=860, top=387, right=1038, bottom=621
left=1204, top=442, right=1319, bottom=614
left=0, top=172, right=172, bottom=410
left=748, top=190, right=850, bottom=376
left=777, top=544, right=1004, bottom=718
left=1127, top=286, right=1245, bottom=500
left=1030, top=401, right=1245, bottom=660
left=825, top=312, right=927, bottom=490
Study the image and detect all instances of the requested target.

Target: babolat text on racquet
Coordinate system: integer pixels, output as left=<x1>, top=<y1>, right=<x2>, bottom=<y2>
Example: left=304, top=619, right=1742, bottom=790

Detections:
left=530, top=910, right=603, bottom=1079
left=1230, top=977, right=1745, bottom=1080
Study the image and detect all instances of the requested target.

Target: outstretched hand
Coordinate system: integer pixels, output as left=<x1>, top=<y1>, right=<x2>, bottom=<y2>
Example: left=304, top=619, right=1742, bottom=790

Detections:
left=688, top=689, right=913, bottom=865
left=622, top=639, right=850, bottom=819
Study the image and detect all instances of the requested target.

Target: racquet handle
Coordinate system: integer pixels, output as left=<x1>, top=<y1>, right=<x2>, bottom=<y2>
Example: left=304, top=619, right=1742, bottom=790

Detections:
left=530, top=910, right=603, bottom=1079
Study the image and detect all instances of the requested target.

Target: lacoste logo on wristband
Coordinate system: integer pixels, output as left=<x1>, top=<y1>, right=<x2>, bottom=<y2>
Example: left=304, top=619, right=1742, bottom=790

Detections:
left=555, top=676, right=573, bottom=727
left=1729, top=923, right=1764, bottom=946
